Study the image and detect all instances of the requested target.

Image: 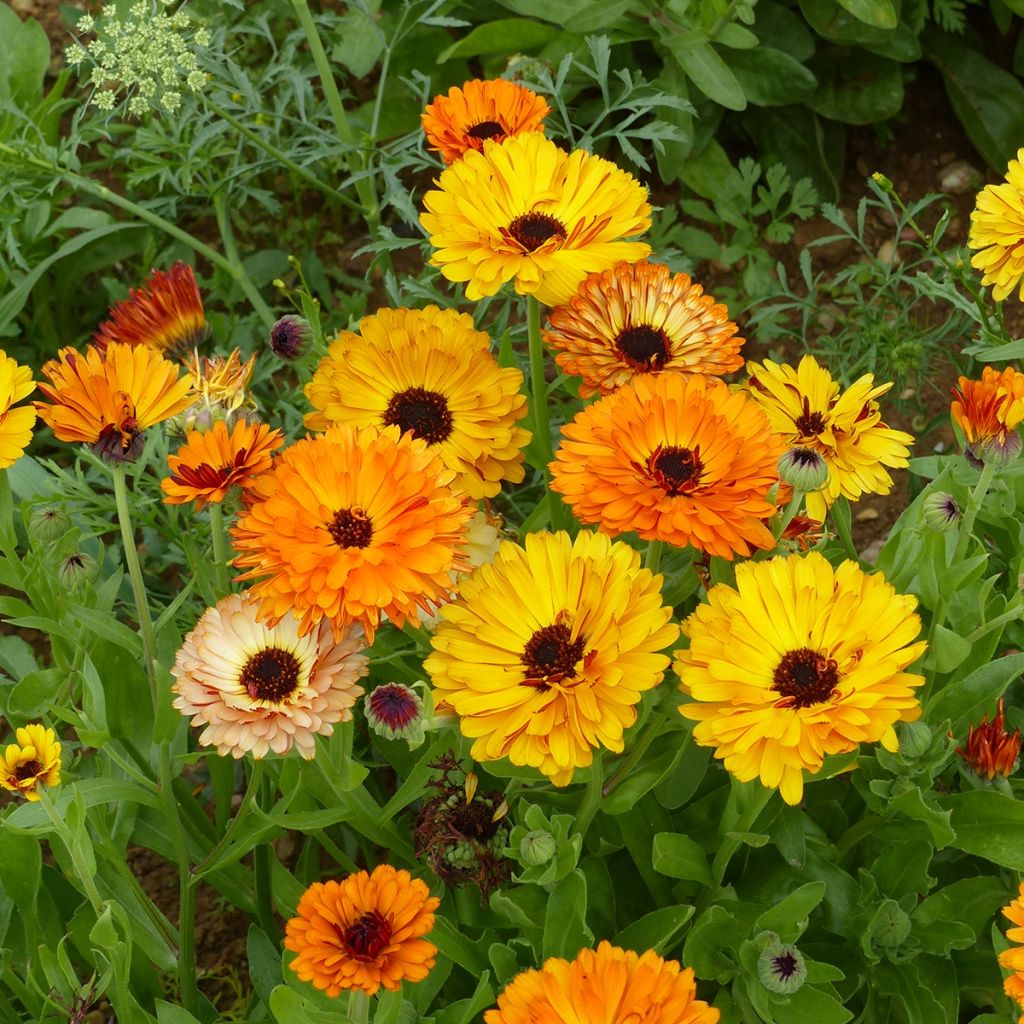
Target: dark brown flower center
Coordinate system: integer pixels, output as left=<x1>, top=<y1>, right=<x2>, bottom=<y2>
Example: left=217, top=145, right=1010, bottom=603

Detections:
left=647, top=444, right=704, bottom=495
left=772, top=952, right=800, bottom=980
left=341, top=910, right=392, bottom=962
left=329, top=507, right=374, bottom=549
left=13, top=760, right=43, bottom=782
left=369, top=684, right=420, bottom=730
left=521, top=623, right=586, bottom=689
left=507, top=213, right=567, bottom=253
left=616, top=325, right=670, bottom=371
left=794, top=398, right=827, bottom=437
left=772, top=647, right=839, bottom=708
left=466, top=119, right=503, bottom=140
left=449, top=799, right=503, bottom=841
left=241, top=647, right=301, bottom=703
left=382, top=387, right=453, bottom=444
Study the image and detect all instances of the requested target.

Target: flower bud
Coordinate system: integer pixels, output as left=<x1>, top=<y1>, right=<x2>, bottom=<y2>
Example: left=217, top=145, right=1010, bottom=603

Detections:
left=898, top=720, right=932, bottom=759
left=971, top=431, right=1022, bottom=466
left=269, top=314, right=312, bottom=361
left=519, top=829, right=557, bottom=866
left=777, top=447, right=828, bottom=492
left=59, top=552, right=98, bottom=591
left=757, top=941, right=807, bottom=994
left=29, top=507, right=70, bottom=544
left=870, top=902, right=911, bottom=947
left=922, top=492, right=959, bottom=532
left=365, top=682, right=424, bottom=743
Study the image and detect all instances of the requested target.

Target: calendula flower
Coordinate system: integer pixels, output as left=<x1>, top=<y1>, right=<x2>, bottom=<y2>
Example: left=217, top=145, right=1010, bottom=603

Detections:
left=35, top=342, right=194, bottom=461
left=485, top=941, right=719, bottom=1024
left=304, top=307, right=530, bottom=500
left=0, top=352, right=36, bottom=468
left=269, top=315, right=313, bottom=362
left=176, top=348, right=256, bottom=433
left=422, top=78, right=550, bottom=165
left=999, top=882, right=1024, bottom=1024
left=284, top=865, right=439, bottom=997
left=172, top=592, right=367, bottom=759
left=746, top=355, right=913, bottom=523
left=420, top=133, right=651, bottom=306
left=543, top=260, right=745, bottom=398
left=969, top=148, right=1024, bottom=301
left=425, top=530, right=678, bottom=787
left=231, top=424, right=472, bottom=643
left=0, top=723, right=61, bottom=801
left=958, top=699, right=1021, bottom=780
left=161, top=419, right=284, bottom=510
left=676, top=552, right=926, bottom=805
left=93, top=262, right=206, bottom=355
left=550, top=374, right=783, bottom=559
left=951, top=366, right=1024, bottom=464
left=365, top=683, right=425, bottom=743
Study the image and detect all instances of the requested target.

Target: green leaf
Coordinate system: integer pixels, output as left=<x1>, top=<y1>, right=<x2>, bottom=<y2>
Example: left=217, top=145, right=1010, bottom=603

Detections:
left=834, top=0, right=897, bottom=27
left=682, top=905, right=740, bottom=982
left=438, top=19, right=558, bottom=62
left=800, top=0, right=897, bottom=44
left=888, top=787, right=955, bottom=848
left=602, top=731, right=690, bottom=815
left=808, top=51, right=903, bottom=125
left=431, top=916, right=489, bottom=976
left=543, top=869, right=592, bottom=959
left=926, top=624, right=972, bottom=674
left=330, top=7, right=386, bottom=78
left=771, top=984, right=854, bottom=1023
left=728, top=47, right=817, bottom=106
left=6, top=668, right=63, bottom=717
left=753, top=881, right=826, bottom=941
left=614, top=905, right=695, bottom=955
left=755, top=1, right=817, bottom=60
left=871, top=838, right=934, bottom=899
left=155, top=1002, right=204, bottom=1024
left=651, top=832, right=713, bottom=884
left=876, top=958, right=956, bottom=1024
left=246, top=924, right=281, bottom=1008
left=664, top=37, right=747, bottom=110
left=0, top=6, right=50, bottom=104
left=926, top=651, right=1024, bottom=733
left=941, top=790, right=1024, bottom=869
left=268, top=986, right=339, bottom=1024
left=0, top=826, right=41, bottom=914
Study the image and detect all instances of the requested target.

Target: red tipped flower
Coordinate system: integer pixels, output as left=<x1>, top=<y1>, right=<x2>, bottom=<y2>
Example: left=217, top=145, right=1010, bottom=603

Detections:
left=958, top=699, right=1021, bottom=780
left=366, top=683, right=425, bottom=743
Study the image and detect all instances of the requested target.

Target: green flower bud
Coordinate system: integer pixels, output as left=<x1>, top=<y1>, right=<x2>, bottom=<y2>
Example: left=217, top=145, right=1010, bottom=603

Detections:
left=519, top=829, right=557, bottom=866
left=971, top=431, right=1022, bottom=466
left=59, top=552, right=98, bottom=591
left=29, top=507, right=70, bottom=544
left=871, top=902, right=911, bottom=947
left=269, top=315, right=312, bottom=362
left=898, top=720, right=932, bottom=759
left=365, top=683, right=424, bottom=744
left=777, top=448, right=828, bottom=492
left=757, top=942, right=807, bottom=994
left=922, top=492, right=959, bottom=532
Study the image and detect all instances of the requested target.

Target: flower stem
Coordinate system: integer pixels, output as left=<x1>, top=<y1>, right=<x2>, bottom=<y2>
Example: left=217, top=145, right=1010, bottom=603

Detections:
left=194, top=760, right=262, bottom=878
left=772, top=489, right=805, bottom=543
left=574, top=757, right=605, bottom=836
left=208, top=502, right=231, bottom=597
left=347, top=990, right=371, bottom=1024
left=254, top=769, right=278, bottom=937
left=603, top=712, right=673, bottom=798
left=214, top=193, right=275, bottom=327
left=644, top=539, right=664, bottom=574
left=37, top=786, right=105, bottom=914
left=710, top=784, right=774, bottom=888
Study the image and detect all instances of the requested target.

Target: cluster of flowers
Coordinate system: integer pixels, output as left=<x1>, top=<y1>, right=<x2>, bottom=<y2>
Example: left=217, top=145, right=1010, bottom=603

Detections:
left=3, top=76, right=1024, bottom=1020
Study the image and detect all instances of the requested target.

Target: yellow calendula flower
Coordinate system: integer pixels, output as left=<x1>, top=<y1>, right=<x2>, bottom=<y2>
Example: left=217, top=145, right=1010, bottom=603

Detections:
left=420, top=133, right=651, bottom=307
left=999, top=882, right=1024, bottom=1023
left=0, top=352, right=36, bottom=468
left=178, top=348, right=257, bottom=432
left=969, top=148, right=1024, bottom=301
left=1, top=723, right=61, bottom=801
left=675, top=552, right=926, bottom=805
left=425, top=530, right=679, bottom=787
left=745, top=355, right=913, bottom=522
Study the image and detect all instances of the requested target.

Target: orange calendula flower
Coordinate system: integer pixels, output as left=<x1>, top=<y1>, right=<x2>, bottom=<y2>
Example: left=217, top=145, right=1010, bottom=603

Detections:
left=425, top=530, right=679, bottom=787
left=422, top=78, right=550, bottom=165
left=543, top=260, right=745, bottom=398
left=676, top=552, right=926, bottom=806
left=161, top=419, right=284, bottom=510
left=177, top=348, right=257, bottom=433
left=35, top=342, right=195, bottom=461
left=93, top=262, right=207, bottom=355
left=284, top=865, right=439, bottom=997
left=231, top=424, right=472, bottom=643
left=969, top=148, right=1024, bottom=302
left=746, top=355, right=913, bottom=523
left=0, top=723, right=61, bottom=801
left=958, top=699, right=1021, bottom=780
left=0, top=352, right=36, bottom=468
left=951, top=365, right=1024, bottom=463
left=485, top=941, right=719, bottom=1024
left=1000, top=882, right=1024, bottom=1024
left=304, top=306, right=530, bottom=500
left=550, top=374, right=783, bottom=559
left=420, top=133, right=651, bottom=306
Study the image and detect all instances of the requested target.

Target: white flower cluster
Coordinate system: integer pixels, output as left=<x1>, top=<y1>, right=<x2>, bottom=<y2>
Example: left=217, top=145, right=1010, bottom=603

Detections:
left=66, top=0, right=211, bottom=117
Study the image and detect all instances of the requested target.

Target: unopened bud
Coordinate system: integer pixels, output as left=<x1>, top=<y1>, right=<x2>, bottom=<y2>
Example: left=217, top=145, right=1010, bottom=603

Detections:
left=777, top=447, right=828, bottom=492
left=971, top=431, right=1022, bottom=466
left=269, top=314, right=312, bottom=361
left=29, top=507, right=70, bottom=544
left=922, top=492, right=959, bottom=532
left=757, top=941, right=807, bottom=994
left=898, top=720, right=932, bottom=758
left=59, top=552, right=98, bottom=591
left=365, top=682, right=424, bottom=743
left=519, top=829, right=557, bottom=866
left=870, top=902, right=911, bottom=947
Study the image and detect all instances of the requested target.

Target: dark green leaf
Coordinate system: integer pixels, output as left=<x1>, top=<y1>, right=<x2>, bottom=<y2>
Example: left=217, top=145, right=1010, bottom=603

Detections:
left=755, top=1, right=817, bottom=60
left=808, top=50, right=903, bottom=125
left=834, top=0, right=896, bottom=27
left=664, top=37, right=747, bottom=110
left=753, top=881, right=826, bottom=941
left=926, top=651, right=1024, bottom=732
left=614, top=905, right=695, bottom=955
left=438, top=19, right=558, bottom=63
left=941, top=790, right=1024, bottom=869
left=729, top=47, right=818, bottom=106
left=543, top=870, right=592, bottom=959
left=652, top=832, right=713, bottom=884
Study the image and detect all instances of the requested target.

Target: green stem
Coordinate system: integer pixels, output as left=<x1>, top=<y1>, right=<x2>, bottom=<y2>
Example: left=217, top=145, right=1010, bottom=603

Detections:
left=772, top=489, right=805, bottom=543
left=0, top=470, right=17, bottom=554
left=254, top=770, right=278, bottom=937
left=214, top=193, right=275, bottom=327
left=209, top=502, right=231, bottom=597
left=603, top=712, right=673, bottom=798
left=574, top=757, right=605, bottom=837
left=194, top=761, right=263, bottom=878
left=347, top=990, right=371, bottom=1024
left=710, top=785, right=774, bottom=888
left=289, top=0, right=379, bottom=229
left=963, top=601, right=1024, bottom=645
left=645, top=539, right=664, bottom=574
left=37, top=786, right=105, bottom=914
left=708, top=0, right=741, bottom=37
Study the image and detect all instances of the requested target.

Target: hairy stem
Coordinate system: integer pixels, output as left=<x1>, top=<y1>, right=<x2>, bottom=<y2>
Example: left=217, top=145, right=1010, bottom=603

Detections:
left=208, top=501, right=231, bottom=597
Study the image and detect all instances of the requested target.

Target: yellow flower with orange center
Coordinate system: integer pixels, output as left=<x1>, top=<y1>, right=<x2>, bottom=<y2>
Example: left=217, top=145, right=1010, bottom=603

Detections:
left=1000, top=882, right=1024, bottom=1024
left=0, top=352, right=36, bottom=469
left=425, top=530, right=679, bottom=787
left=675, top=552, right=926, bottom=805
left=969, top=148, right=1024, bottom=301
left=422, top=78, right=550, bottom=165
left=304, top=306, right=530, bottom=500
left=745, top=355, right=913, bottom=523
left=543, top=260, right=745, bottom=397
left=35, top=342, right=195, bottom=461
left=951, top=365, right=1024, bottom=461
left=420, top=132, right=651, bottom=306
left=549, top=374, right=783, bottom=559
left=284, top=865, right=439, bottom=997
left=231, top=424, right=472, bottom=643
left=161, top=419, right=284, bottom=510
left=93, top=262, right=207, bottom=356
left=485, top=941, right=719, bottom=1024
left=0, top=723, right=61, bottom=801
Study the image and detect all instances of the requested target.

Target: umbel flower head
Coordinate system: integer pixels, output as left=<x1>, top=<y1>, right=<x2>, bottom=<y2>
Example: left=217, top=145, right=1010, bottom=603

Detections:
left=231, top=424, right=473, bottom=643
left=161, top=419, right=284, bottom=511
left=304, top=306, right=531, bottom=500
left=543, top=260, right=745, bottom=398
left=957, top=699, right=1021, bottom=780
left=746, top=355, right=913, bottom=523
left=93, top=263, right=207, bottom=356
left=951, top=366, right=1024, bottom=464
left=172, top=592, right=368, bottom=759
left=676, top=551, right=926, bottom=805
left=35, top=342, right=194, bottom=462
left=999, top=882, right=1024, bottom=1024
left=284, top=865, right=439, bottom=997
left=422, top=78, right=550, bottom=165
left=0, top=352, right=36, bottom=469
left=0, top=723, right=61, bottom=802
left=420, top=132, right=651, bottom=306
left=969, top=147, right=1024, bottom=301
left=176, top=349, right=256, bottom=433
left=550, top=374, right=783, bottom=559
left=425, top=530, right=679, bottom=786
left=484, top=941, right=719, bottom=1024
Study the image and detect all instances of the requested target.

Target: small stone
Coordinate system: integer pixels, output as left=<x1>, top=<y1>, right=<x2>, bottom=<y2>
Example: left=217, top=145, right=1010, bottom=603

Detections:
left=855, top=507, right=880, bottom=522
left=876, top=239, right=899, bottom=266
left=859, top=538, right=885, bottom=564
left=939, top=160, right=981, bottom=195
left=877, top=208, right=897, bottom=227
left=939, top=151, right=956, bottom=166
